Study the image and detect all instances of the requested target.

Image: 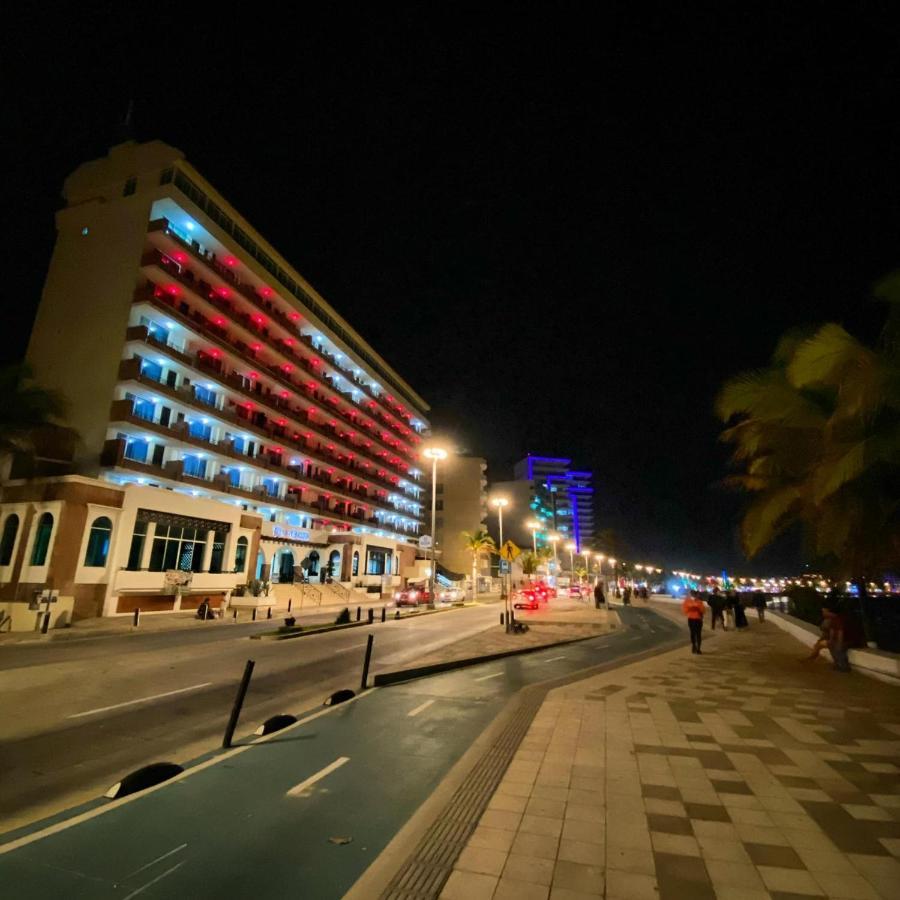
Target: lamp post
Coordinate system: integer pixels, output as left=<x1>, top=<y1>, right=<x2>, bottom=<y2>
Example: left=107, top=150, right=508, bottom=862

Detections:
left=549, top=534, right=560, bottom=582
left=608, top=557, right=617, bottom=597
left=583, top=550, right=592, bottom=585
left=565, top=542, right=576, bottom=583
left=423, top=447, right=448, bottom=609
left=526, top=519, right=540, bottom=555
left=491, top=496, right=510, bottom=625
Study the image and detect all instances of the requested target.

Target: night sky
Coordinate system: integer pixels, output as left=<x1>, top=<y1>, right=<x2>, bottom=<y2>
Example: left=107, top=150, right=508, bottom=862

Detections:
left=5, top=9, right=899, bottom=572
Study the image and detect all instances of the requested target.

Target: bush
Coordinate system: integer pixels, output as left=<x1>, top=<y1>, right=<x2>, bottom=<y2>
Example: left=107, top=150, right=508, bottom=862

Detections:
left=334, top=607, right=351, bottom=625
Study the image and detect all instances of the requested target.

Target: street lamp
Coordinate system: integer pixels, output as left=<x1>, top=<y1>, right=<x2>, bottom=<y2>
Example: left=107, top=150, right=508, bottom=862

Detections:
left=565, top=542, right=576, bottom=582
left=583, top=550, right=592, bottom=584
left=608, top=557, right=617, bottom=597
left=549, top=533, right=560, bottom=580
left=526, top=519, right=541, bottom=555
left=491, top=496, right=510, bottom=624
left=423, top=446, right=448, bottom=608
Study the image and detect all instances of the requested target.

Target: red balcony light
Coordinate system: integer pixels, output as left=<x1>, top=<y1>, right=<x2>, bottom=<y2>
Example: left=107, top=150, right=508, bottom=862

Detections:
left=224, top=256, right=237, bottom=266
left=250, top=343, right=261, bottom=352
left=274, top=447, right=283, bottom=454
left=282, top=364, right=293, bottom=373
left=165, top=284, right=180, bottom=296
left=283, top=338, right=294, bottom=347
left=277, top=418, right=286, bottom=426
left=260, top=287, right=273, bottom=298
left=305, top=432, right=312, bottom=439
left=249, top=371, right=259, bottom=379
left=211, top=349, right=222, bottom=359
left=217, top=286, right=230, bottom=298
left=327, top=468, right=334, bottom=474
left=311, top=358, right=321, bottom=366
left=280, top=390, right=290, bottom=398
left=308, top=408, right=317, bottom=415
left=329, top=419, right=336, bottom=426
left=213, top=316, right=226, bottom=326
left=289, top=312, right=300, bottom=321
left=253, top=314, right=265, bottom=325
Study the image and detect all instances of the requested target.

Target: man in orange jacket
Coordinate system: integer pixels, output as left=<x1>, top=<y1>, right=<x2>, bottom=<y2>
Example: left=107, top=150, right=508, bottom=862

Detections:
left=682, top=590, right=706, bottom=654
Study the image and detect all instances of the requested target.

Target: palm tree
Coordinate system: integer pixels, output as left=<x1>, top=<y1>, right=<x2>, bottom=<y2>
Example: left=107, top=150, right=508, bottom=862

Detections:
left=461, top=529, right=496, bottom=599
left=717, top=288, right=900, bottom=602
left=520, top=551, right=540, bottom=577
left=0, top=364, right=68, bottom=480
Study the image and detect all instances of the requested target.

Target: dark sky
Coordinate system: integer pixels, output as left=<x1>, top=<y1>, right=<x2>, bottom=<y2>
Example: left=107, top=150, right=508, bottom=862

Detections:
left=4, top=8, right=899, bottom=573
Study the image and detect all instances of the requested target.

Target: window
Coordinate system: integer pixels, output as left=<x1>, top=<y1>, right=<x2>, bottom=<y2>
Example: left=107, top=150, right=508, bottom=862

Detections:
left=140, top=359, right=163, bottom=382
left=149, top=524, right=207, bottom=573
left=159, top=167, right=174, bottom=185
left=436, top=483, right=444, bottom=495
left=307, top=550, right=320, bottom=575
left=194, top=385, right=217, bottom=408
left=0, top=514, right=19, bottom=565
left=234, top=536, right=248, bottom=573
left=366, top=546, right=392, bottom=575
left=435, top=500, right=443, bottom=511
left=183, top=455, right=207, bottom=478
left=352, top=550, right=359, bottom=577
left=188, top=420, right=212, bottom=441
left=124, top=437, right=149, bottom=463
left=209, top=531, right=226, bottom=574
left=30, top=513, right=54, bottom=566
left=127, top=520, right=147, bottom=570
left=84, top=516, right=113, bottom=567
left=123, top=176, right=137, bottom=197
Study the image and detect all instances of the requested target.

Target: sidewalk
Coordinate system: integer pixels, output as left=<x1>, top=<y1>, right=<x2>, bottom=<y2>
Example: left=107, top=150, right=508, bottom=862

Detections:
left=439, top=619, right=900, bottom=899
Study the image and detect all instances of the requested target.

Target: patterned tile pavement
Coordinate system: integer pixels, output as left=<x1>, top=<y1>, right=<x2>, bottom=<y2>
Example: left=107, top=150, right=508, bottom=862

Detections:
left=439, top=616, right=900, bottom=899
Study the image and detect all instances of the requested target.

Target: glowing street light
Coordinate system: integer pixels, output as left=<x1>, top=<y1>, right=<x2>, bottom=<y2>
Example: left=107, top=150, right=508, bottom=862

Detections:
left=491, top=496, right=510, bottom=607
left=583, top=550, right=592, bottom=583
left=549, top=533, right=561, bottom=578
left=565, top=541, right=576, bottom=580
left=423, top=446, right=449, bottom=607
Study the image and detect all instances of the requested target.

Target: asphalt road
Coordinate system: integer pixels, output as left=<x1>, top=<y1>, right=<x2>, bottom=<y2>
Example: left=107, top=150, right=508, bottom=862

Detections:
left=0, top=604, right=502, bottom=828
left=0, top=605, right=684, bottom=899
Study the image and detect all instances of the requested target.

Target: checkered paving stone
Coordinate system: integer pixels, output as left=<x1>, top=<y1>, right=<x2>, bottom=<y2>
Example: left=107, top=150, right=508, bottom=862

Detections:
left=439, top=620, right=900, bottom=899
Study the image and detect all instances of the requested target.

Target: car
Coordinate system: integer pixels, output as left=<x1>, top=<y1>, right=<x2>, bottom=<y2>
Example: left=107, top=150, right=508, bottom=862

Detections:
left=513, top=590, right=540, bottom=610
left=393, top=586, right=433, bottom=607
left=437, top=587, right=465, bottom=603
left=567, top=585, right=585, bottom=598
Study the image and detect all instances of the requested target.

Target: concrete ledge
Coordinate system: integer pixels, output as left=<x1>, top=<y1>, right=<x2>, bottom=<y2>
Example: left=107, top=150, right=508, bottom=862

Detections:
left=372, top=633, right=603, bottom=686
left=769, top=610, right=900, bottom=685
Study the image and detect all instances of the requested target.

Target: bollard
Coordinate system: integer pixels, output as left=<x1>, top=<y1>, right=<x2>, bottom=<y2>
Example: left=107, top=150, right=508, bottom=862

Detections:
left=41, top=610, right=51, bottom=635
left=500, top=612, right=505, bottom=626
left=133, top=608, right=141, bottom=628
left=360, top=634, right=374, bottom=691
left=287, top=598, right=292, bottom=613
left=233, top=609, right=238, bottom=622
left=381, top=606, right=386, bottom=623
left=267, top=607, right=272, bottom=620
left=356, top=606, right=361, bottom=622
left=252, top=608, right=257, bottom=622
left=367, top=608, right=374, bottom=624
left=395, top=609, right=400, bottom=620
left=223, top=659, right=255, bottom=748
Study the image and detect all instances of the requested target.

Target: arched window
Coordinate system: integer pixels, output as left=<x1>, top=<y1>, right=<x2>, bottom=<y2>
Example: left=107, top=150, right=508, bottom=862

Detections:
left=84, top=516, right=113, bottom=567
left=352, top=550, right=359, bottom=577
left=30, top=513, right=54, bottom=566
left=307, top=550, right=320, bottom=575
left=328, top=549, right=341, bottom=578
left=235, top=536, right=248, bottom=573
left=0, top=515, right=19, bottom=565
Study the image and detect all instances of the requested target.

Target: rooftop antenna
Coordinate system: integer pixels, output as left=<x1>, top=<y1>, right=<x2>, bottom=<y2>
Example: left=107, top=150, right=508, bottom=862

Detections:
left=113, top=99, right=135, bottom=145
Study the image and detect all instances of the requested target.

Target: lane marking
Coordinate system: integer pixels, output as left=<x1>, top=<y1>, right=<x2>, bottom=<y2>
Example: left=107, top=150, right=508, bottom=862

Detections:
left=474, top=672, right=503, bottom=681
left=286, top=756, right=350, bottom=797
left=543, top=656, right=566, bottom=663
left=0, top=691, right=374, bottom=856
left=126, top=843, right=187, bottom=879
left=407, top=699, right=435, bottom=717
left=67, top=683, right=213, bottom=719
left=122, top=860, right=186, bottom=900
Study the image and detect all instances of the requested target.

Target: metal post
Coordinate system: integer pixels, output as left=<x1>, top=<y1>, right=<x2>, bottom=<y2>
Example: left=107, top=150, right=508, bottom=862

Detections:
left=368, top=608, right=374, bottom=624
left=223, top=659, right=255, bottom=748
left=252, top=608, right=257, bottom=622
left=356, top=606, right=361, bottom=622
left=233, top=608, right=238, bottom=621
left=429, top=456, right=437, bottom=609
left=41, top=609, right=51, bottom=634
left=381, top=606, right=386, bottom=623
left=360, top=634, right=374, bottom=691
left=267, top=606, right=272, bottom=620
left=287, top=598, right=292, bottom=613
left=133, top=608, right=141, bottom=628
left=500, top=612, right=505, bottom=626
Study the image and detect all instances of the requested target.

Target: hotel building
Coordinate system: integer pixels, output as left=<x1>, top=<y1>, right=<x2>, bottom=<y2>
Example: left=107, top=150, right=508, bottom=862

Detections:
left=0, top=140, right=430, bottom=630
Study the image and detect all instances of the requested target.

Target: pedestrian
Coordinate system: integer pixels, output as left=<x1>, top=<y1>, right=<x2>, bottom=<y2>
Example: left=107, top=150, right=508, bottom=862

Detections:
left=753, top=591, right=767, bottom=622
left=196, top=597, right=210, bottom=620
left=623, top=585, right=632, bottom=606
left=594, top=581, right=606, bottom=609
left=732, top=592, right=749, bottom=629
left=682, top=589, right=706, bottom=654
left=708, top=589, right=726, bottom=631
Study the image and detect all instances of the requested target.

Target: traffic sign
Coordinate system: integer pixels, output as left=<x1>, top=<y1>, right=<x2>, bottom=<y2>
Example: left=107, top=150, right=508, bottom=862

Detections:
left=419, top=535, right=433, bottom=549
left=499, top=540, right=521, bottom=562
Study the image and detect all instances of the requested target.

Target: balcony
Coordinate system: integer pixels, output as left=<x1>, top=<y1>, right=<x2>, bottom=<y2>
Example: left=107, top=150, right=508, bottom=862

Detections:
left=132, top=283, right=417, bottom=472
left=107, top=394, right=419, bottom=524
left=100, top=438, right=410, bottom=535
left=139, top=245, right=421, bottom=450
left=117, top=345, right=422, bottom=511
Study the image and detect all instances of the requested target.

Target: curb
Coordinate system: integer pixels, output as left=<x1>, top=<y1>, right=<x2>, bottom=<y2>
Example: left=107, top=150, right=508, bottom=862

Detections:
left=372, top=630, right=610, bottom=686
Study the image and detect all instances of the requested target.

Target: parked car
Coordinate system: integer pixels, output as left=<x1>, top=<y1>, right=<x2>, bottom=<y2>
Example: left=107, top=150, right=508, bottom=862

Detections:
left=393, top=586, right=433, bottom=607
left=437, top=587, right=465, bottom=604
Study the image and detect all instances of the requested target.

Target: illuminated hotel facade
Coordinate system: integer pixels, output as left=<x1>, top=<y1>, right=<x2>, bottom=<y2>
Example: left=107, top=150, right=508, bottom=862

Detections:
left=0, top=140, right=430, bottom=628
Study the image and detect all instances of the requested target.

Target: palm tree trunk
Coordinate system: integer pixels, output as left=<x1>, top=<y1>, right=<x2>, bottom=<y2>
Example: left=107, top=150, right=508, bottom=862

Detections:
left=472, top=554, right=478, bottom=600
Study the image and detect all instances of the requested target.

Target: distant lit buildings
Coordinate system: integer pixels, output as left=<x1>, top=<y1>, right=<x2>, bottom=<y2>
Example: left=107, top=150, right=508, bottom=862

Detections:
left=491, top=455, right=595, bottom=551
left=0, top=139, right=430, bottom=629
left=434, top=455, right=488, bottom=576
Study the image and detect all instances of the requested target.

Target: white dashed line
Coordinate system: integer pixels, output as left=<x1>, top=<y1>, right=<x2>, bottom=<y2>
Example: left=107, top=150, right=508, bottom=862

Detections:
left=286, top=757, right=350, bottom=797
left=67, top=683, right=213, bottom=719
left=474, top=672, right=504, bottom=681
left=122, top=861, right=186, bottom=900
left=543, top=656, right=566, bottom=663
left=407, top=699, right=436, bottom=717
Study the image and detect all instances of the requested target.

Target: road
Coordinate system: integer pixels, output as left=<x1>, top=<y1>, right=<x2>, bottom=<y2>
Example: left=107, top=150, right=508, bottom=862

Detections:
left=0, top=605, right=684, bottom=899
left=0, top=604, right=502, bottom=829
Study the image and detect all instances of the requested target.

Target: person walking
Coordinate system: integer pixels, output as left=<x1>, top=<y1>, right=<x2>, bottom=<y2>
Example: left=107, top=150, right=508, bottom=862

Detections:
left=708, top=588, right=726, bottom=631
left=682, top=589, right=706, bottom=654
left=753, top=591, right=767, bottom=622
left=732, top=591, right=749, bottom=629
left=593, top=581, right=606, bottom=609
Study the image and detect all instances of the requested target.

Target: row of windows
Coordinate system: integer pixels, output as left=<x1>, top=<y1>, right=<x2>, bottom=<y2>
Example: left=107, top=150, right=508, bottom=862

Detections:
left=1, top=513, right=55, bottom=567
